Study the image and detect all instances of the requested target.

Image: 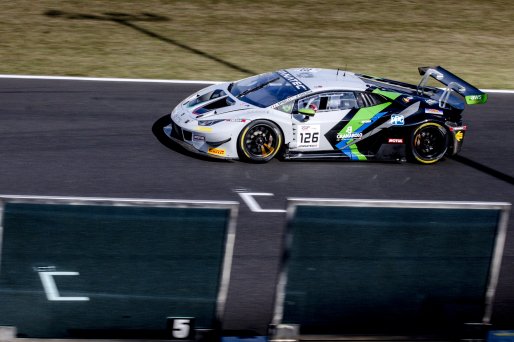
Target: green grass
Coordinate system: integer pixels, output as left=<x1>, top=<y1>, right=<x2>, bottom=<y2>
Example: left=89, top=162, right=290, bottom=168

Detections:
left=1, top=0, right=513, bottom=88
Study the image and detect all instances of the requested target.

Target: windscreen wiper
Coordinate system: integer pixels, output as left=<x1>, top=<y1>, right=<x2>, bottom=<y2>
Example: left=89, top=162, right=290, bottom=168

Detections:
left=236, top=77, right=279, bottom=98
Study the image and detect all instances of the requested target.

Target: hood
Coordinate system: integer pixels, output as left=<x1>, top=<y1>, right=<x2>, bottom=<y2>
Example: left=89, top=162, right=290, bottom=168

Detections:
left=181, top=84, right=258, bottom=120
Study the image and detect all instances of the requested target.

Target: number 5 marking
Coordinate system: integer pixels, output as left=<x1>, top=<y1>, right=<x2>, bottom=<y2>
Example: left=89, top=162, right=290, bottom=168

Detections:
left=172, top=319, right=191, bottom=339
left=38, top=271, right=90, bottom=301
left=168, top=317, right=195, bottom=339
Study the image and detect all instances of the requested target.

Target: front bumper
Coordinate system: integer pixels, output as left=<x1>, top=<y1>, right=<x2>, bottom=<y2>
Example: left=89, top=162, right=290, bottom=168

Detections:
left=163, top=120, right=235, bottom=160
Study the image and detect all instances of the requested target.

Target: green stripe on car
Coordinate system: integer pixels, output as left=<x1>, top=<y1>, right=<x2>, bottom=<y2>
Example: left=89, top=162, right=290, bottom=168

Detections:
left=372, top=89, right=402, bottom=100
left=338, top=102, right=392, bottom=159
left=350, top=144, right=367, bottom=160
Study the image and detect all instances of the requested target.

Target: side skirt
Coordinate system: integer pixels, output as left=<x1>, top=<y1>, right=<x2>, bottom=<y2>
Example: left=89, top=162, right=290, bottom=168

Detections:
left=284, top=144, right=407, bottom=163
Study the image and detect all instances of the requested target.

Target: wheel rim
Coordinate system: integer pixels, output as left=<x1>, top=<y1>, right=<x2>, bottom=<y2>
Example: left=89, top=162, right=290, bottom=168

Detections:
left=413, top=125, right=447, bottom=161
left=243, top=124, right=279, bottom=159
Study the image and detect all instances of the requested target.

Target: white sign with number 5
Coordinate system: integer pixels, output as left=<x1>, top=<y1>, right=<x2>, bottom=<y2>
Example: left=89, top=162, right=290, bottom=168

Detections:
left=297, top=124, right=320, bottom=148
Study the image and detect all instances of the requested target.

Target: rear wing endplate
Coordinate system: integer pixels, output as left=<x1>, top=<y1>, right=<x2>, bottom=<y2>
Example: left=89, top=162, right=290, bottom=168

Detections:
left=418, top=66, right=487, bottom=108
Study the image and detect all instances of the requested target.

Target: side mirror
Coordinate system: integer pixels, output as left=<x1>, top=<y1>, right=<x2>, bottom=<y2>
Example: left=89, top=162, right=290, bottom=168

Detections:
left=298, top=108, right=316, bottom=116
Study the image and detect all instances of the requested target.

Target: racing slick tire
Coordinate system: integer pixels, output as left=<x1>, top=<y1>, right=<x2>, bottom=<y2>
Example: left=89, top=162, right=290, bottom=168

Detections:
left=237, top=120, right=283, bottom=163
left=409, top=122, right=449, bottom=164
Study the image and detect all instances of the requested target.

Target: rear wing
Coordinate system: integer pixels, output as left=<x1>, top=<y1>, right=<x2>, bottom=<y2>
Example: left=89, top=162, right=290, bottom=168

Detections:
left=418, top=66, right=488, bottom=107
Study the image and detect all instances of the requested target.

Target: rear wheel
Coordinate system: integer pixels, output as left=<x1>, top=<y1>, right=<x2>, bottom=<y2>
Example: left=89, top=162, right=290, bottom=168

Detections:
left=410, top=122, right=448, bottom=164
left=237, top=120, right=283, bottom=162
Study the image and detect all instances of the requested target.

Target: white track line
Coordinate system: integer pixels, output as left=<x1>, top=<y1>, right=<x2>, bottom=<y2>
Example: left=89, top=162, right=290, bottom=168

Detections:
left=481, top=89, right=514, bottom=94
left=1, top=74, right=513, bottom=93
left=0, top=74, right=221, bottom=84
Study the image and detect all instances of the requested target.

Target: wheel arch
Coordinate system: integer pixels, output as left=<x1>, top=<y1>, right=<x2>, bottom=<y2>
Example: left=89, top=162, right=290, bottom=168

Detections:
left=408, top=120, right=450, bottom=164
left=237, top=119, right=285, bottom=162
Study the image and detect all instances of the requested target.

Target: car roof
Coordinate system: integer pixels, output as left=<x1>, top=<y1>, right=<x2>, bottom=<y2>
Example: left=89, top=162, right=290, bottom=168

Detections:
left=284, top=68, right=368, bottom=92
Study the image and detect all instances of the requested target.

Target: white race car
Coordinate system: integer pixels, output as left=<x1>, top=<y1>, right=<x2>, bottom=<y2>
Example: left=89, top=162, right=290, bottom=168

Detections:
left=164, top=67, right=486, bottom=163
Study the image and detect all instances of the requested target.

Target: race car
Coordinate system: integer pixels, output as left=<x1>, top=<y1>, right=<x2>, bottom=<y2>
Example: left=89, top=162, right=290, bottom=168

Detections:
left=164, top=66, right=487, bottom=164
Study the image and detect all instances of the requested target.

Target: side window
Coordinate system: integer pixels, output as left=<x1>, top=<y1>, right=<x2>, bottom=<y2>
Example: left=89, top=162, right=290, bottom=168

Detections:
left=296, top=92, right=357, bottom=113
left=356, top=92, right=387, bottom=107
left=327, top=92, right=358, bottom=110
left=369, top=93, right=386, bottom=105
left=298, top=94, right=324, bottom=112
left=276, top=100, right=294, bottom=114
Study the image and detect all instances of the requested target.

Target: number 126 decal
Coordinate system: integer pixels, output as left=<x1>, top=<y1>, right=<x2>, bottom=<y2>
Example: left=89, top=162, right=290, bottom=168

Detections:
left=297, top=124, right=320, bottom=148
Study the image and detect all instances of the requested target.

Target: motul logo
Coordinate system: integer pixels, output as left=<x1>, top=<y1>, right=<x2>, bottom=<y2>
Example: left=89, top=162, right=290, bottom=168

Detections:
left=388, top=138, right=404, bottom=144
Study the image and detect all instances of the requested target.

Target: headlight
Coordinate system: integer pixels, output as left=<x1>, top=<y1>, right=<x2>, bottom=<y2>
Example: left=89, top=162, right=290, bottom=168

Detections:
left=198, top=119, right=225, bottom=126
left=198, top=119, right=249, bottom=126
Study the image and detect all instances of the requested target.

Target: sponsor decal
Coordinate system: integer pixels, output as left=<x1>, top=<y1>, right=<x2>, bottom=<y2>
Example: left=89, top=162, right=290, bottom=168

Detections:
left=277, top=70, right=309, bottom=91
left=449, top=125, right=467, bottom=131
left=425, top=108, right=444, bottom=115
left=455, top=131, right=464, bottom=142
left=469, top=95, right=482, bottom=100
left=360, top=120, right=372, bottom=124
left=425, top=99, right=438, bottom=105
left=337, top=132, right=362, bottom=140
left=402, top=96, right=413, bottom=103
left=271, top=90, right=313, bottom=109
left=193, top=134, right=205, bottom=142
left=390, top=114, right=405, bottom=126
left=208, top=147, right=226, bottom=156
left=388, top=138, right=404, bottom=144
left=466, top=93, right=487, bottom=105
left=297, top=72, right=314, bottom=78
left=297, top=124, right=321, bottom=148
left=336, top=126, right=362, bottom=141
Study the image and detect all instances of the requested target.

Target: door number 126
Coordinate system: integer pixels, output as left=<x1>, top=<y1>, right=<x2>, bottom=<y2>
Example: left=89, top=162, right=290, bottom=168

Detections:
left=299, top=132, right=319, bottom=143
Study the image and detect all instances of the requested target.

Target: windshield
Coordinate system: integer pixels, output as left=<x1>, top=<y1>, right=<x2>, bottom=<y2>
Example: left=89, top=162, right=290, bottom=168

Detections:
left=229, top=71, right=309, bottom=108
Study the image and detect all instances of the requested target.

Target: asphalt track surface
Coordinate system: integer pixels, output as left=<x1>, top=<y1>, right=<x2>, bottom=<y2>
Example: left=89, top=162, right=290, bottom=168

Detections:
left=0, top=78, right=513, bottom=334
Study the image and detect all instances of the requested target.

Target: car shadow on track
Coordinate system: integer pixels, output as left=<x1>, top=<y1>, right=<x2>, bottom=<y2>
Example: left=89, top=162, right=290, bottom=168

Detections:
left=450, top=155, right=514, bottom=185
left=152, top=115, right=230, bottom=163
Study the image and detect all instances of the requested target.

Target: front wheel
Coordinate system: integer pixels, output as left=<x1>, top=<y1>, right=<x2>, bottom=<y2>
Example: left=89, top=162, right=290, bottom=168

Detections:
left=410, top=122, right=448, bottom=164
left=237, top=120, right=283, bottom=162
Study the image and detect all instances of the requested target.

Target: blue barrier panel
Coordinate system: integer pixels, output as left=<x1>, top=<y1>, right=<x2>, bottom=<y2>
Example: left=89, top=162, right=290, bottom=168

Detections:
left=489, top=331, right=514, bottom=342
left=0, top=196, right=237, bottom=338
left=222, top=336, right=267, bottom=342
left=274, top=199, right=510, bottom=337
